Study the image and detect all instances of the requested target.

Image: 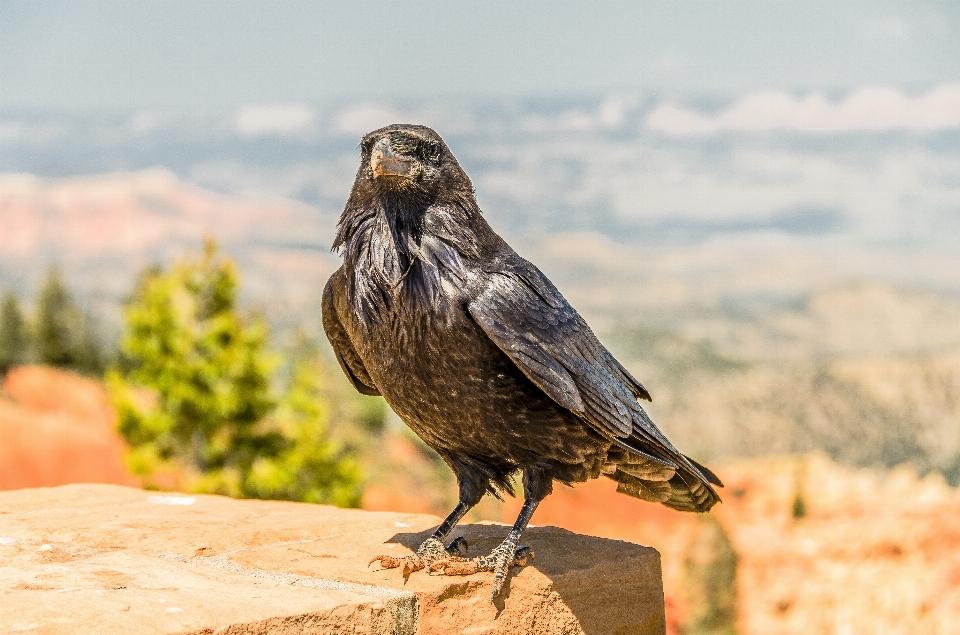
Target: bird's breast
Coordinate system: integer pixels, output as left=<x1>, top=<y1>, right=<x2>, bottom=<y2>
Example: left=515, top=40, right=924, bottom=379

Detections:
left=339, top=270, right=610, bottom=479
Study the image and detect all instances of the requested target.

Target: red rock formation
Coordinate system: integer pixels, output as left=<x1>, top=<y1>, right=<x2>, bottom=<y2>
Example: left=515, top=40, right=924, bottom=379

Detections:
left=0, top=366, right=137, bottom=490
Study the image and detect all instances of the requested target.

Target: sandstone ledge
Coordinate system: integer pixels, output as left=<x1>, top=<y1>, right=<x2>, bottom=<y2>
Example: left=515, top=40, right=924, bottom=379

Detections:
left=0, top=484, right=665, bottom=634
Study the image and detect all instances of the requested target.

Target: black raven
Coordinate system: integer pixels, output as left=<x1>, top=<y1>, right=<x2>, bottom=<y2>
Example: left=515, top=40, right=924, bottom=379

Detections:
left=323, top=124, right=721, bottom=599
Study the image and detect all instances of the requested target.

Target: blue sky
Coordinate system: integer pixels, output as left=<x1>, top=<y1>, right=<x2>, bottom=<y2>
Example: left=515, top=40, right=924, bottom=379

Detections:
left=2, top=1, right=958, bottom=112
left=2, top=1, right=959, bottom=301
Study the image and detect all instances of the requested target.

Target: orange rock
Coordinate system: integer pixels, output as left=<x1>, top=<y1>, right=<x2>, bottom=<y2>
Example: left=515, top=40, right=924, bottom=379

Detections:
left=0, top=366, right=137, bottom=490
left=0, top=484, right=667, bottom=634
left=492, top=455, right=960, bottom=635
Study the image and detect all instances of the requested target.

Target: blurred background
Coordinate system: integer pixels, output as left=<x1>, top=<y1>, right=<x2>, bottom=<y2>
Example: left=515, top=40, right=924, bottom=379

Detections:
left=2, top=2, right=959, bottom=633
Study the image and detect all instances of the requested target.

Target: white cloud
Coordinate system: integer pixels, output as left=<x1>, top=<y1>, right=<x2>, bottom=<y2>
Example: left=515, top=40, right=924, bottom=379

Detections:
left=646, top=85, right=960, bottom=136
left=234, top=104, right=316, bottom=137
left=860, top=10, right=950, bottom=42
left=128, top=111, right=165, bottom=134
left=614, top=147, right=960, bottom=239
left=0, top=120, right=65, bottom=145
left=520, top=96, right=633, bottom=133
left=472, top=132, right=960, bottom=247
left=334, top=103, right=408, bottom=136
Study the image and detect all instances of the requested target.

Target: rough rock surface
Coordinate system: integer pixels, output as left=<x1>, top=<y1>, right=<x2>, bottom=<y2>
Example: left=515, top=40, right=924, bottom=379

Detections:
left=0, top=484, right=665, bottom=634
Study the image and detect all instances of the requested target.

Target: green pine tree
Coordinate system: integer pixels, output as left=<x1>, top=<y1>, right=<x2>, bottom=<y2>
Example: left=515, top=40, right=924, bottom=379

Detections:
left=34, top=267, right=77, bottom=367
left=72, top=312, right=106, bottom=376
left=243, top=360, right=362, bottom=507
left=31, top=268, right=107, bottom=375
left=0, top=290, right=29, bottom=373
left=109, top=240, right=361, bottom=505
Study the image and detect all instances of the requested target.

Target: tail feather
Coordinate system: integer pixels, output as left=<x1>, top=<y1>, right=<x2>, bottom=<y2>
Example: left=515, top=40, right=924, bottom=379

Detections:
left=685, top=455, right=724, bottom=487
left=616, top=458, right=676, bottom=482
left=608, top=456, right=721, bottom=513
left=611, top=471, right=672, bottom=503
left=663, top=470, right=718, bottom=512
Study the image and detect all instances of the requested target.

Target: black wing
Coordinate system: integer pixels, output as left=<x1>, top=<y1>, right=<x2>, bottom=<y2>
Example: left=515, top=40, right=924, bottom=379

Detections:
left=467, top=254, right=713, bottom=483
left=322, top=273, right=380, bottom=396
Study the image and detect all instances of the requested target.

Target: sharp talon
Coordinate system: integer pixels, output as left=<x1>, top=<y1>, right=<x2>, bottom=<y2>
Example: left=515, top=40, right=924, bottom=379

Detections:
left=402, top=558, right=425, bottom=576
left=492, top=573, right=510, bottom=596
left=447, top=536, right=468, bottom=556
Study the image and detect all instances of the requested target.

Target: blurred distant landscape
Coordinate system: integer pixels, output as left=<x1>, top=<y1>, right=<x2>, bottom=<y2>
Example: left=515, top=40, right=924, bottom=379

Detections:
left=3, top=92, right=960, bottom=479
left=3, top=91, right=960, bottom=634
left=5, top=92, right=960, bottom=305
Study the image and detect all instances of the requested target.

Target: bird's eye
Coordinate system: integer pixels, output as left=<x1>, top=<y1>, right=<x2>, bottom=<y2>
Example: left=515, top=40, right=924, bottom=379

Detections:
left=424, top=142, right=442, bottom=163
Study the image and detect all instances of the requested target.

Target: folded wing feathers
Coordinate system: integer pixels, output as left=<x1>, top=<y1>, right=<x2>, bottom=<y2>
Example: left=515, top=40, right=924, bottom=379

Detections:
left=554, top=320, right=722, bottom=507
left=579, top=380, right=634, bottom=436
left=686, top=455, right=725, bottom=487
left=472, top=263, right=721, bottom=511
left=512, top=346, right=585, bottom=413
left=663, top=471, right=718, bottom=512
left=545, top=315, right=721, bottom=504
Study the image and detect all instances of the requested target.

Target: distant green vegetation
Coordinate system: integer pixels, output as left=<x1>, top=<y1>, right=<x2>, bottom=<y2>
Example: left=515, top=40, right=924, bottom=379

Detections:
left=607, top=324, right=750, bottom=378
left=0, top=268, right=105, bottom=376
left=6, top=250, right=958, bottom=506
left=0, top=291, right=28, bottom=373
left=108, top=240, right=366, bottom=507
left=791, top=490, right=807, bottom=520
left=683, top=516, right=739, bottom=635
left=1, top=244, right=383, bottom=507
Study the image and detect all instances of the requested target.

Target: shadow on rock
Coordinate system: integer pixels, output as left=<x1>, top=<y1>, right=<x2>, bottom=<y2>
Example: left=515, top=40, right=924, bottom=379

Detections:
left=385, top=523, right=666, bottom=635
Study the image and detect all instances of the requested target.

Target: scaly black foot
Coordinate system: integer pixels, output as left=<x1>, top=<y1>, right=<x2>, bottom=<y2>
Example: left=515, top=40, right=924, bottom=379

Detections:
left=429, top=538, right=535, bottom=600
left=369, top=536, right=468, bottom=576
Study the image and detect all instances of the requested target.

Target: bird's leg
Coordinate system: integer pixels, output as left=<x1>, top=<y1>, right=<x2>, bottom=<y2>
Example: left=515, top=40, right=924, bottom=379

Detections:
left=414, top=499, right=474, bottom=563
left=369, top=500, right=472, bottom=575
left=433, top=468, right=550, bottom=600
left=426, top=498, right=473, bottom=555
left=370, top=466, right=487, bottom=576
left=434, top=496, right=539, bottom=598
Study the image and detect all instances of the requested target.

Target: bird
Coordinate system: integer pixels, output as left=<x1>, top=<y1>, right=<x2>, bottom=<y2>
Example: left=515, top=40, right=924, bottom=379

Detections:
left=322, top=124, right=722, bottom=600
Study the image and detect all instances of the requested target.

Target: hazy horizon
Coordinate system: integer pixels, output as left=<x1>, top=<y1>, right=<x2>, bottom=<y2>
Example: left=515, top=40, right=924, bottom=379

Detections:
left=3, top=2, right=959, bottom=319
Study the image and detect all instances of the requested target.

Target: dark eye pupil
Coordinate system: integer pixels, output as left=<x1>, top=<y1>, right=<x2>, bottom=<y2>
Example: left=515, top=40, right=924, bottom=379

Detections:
left=427, top=144, right=440, bottom=160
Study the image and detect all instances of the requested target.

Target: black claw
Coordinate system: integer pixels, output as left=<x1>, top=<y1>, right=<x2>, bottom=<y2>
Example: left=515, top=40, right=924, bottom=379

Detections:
left=447, top=536, right=469, bottom=556
left=514, top=545, right=533, bottom=561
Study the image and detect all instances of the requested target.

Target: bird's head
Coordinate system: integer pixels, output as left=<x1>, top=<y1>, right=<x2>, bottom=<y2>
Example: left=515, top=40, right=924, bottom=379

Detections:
left=355, top=124, right=473, bottom=204
left=335, top=123, right=500, bottom=271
